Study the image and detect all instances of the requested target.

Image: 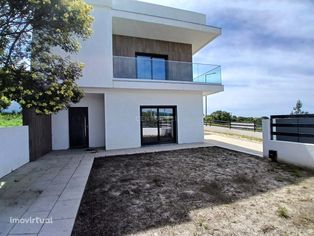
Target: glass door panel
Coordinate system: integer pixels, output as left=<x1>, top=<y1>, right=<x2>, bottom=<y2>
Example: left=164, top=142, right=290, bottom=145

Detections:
left=141, top=108, right=158, bottom=144
left=152, top=58, right=166, bottom=80
left=136, top=56, right=152, bottom=79
left=159, top=108, right=175, bottom=143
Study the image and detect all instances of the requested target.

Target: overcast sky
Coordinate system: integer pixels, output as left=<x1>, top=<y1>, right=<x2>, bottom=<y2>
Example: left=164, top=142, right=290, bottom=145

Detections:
left=142, top=0, right=314, bottom=117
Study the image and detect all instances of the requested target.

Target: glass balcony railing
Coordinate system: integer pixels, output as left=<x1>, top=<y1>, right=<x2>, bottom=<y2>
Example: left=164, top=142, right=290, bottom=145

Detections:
left=113, top=56, right=222, bottom=85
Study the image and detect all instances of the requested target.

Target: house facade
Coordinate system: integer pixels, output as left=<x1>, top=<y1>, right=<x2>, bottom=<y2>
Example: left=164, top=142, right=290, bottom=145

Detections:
left=51, top=0, right=223, bottom=150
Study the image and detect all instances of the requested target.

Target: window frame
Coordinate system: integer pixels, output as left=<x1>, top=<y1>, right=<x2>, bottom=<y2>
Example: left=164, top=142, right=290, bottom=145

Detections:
left=140, top=105, right=177, bottom=145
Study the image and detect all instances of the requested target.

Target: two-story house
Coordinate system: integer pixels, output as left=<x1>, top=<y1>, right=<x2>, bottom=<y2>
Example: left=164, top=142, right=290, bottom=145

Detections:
left=51, top=0, right=223, bottom=151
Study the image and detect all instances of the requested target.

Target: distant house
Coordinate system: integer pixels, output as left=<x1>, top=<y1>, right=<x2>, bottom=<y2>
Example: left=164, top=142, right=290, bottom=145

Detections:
left=51, top=0, right=223, bottom=150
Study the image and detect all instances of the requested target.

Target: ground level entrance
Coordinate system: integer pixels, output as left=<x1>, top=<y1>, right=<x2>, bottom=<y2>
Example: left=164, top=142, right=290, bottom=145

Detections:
left=140, top=106, right=177, bottom=145
left=69, top=107, right=89, bottom=148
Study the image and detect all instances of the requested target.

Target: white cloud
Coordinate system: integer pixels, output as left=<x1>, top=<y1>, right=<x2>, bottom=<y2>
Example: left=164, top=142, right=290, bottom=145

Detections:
left=140, top=0, right=314, bottom=116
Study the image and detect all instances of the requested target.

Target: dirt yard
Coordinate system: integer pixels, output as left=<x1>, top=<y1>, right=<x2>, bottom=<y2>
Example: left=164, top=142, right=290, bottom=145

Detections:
left=72, top=147, right=314, bottom=236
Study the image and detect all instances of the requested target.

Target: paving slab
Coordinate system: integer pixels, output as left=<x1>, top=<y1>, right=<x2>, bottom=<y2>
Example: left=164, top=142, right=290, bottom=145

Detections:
left=38, top=218, right=75, bottom=236
left=27, top=196, right=59, bottom=213
left=49, top=198, right=81, bottom=220
left=9, top=211, right=50, bottom=235
left=0, top=222, right=13, bottom=236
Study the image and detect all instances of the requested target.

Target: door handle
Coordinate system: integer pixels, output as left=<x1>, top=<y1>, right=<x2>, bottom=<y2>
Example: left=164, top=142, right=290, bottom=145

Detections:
left=84, top=118, right=87, bottom=137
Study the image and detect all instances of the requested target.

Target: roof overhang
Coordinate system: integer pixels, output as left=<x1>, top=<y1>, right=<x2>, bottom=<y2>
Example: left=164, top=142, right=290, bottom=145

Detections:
left=112, top=10, right=221, bottom=54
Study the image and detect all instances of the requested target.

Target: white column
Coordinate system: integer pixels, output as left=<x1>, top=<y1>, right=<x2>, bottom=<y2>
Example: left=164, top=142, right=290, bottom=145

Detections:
left=262, top=119, right=270, bottom=158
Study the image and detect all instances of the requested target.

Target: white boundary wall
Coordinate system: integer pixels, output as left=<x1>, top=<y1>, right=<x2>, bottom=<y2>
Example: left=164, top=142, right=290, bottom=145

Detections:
left=0, top=126, right=29, bottom=178
left=262, top=119, right=314, bottom=170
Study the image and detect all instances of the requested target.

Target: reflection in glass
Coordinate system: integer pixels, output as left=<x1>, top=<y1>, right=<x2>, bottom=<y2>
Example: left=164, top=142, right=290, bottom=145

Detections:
left=141, top=107, right=176, bottom=144
left=136, top=56, right=151, bottom=79
left=136, top=55, right=167, bottom=80
left=152, top=58, right=166, bottom=80
left=159, top=108, right=174, bottom=142
left=141, top=108, right=158, bottom=144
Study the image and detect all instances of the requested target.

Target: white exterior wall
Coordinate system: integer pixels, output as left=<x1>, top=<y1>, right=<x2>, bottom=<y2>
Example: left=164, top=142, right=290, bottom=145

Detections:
left=52, top=93, right=105, bottom=150
left=73, top=3, right=113, bottom=88
left=262, top=119, right=314, bottom=170
left=0, top=126, right=29, bottom=178
left=105, top=89, right=204, bottom=150
left=51, top=110, right=69, bottom=150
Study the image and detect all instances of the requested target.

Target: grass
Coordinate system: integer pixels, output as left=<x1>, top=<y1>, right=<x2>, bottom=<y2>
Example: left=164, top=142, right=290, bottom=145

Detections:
left=277, top=206, right=290, bottom=219
left=290, top=168, right=302, bottom=177
left=0, top=113, right=22, bottom=127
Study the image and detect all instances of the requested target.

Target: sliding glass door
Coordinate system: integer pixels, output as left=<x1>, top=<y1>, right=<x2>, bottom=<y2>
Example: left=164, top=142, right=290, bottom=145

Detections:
left=141, top=106, right=176, bottom=145
left=136, top=54, right=167, bottom=80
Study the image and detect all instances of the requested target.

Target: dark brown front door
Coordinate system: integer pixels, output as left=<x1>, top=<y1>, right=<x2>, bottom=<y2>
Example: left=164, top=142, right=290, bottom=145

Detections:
left=69, top=107, right=89, bottom=148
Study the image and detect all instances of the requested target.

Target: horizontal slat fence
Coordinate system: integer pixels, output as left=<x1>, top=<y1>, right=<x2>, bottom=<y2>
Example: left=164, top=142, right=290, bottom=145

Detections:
left=270, top=114, right=314, bottom=144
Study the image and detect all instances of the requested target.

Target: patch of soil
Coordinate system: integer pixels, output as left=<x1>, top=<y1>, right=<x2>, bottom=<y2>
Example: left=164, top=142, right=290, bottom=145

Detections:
left=72, top=146, right=314, bottom=236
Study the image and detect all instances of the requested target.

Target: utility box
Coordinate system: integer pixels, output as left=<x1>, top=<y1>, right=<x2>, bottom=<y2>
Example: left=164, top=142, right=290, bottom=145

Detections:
left=269, top=150, right=277, bottom=162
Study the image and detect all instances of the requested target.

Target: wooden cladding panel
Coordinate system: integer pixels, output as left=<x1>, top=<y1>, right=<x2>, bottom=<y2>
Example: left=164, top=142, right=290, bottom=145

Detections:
left=23, top=109, right=52, bottom=161
left=113, top=35, right=192, bottom=62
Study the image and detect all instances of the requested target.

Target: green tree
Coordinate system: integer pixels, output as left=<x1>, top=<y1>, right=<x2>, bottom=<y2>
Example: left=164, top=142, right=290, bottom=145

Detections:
left=0, top=95, right=10, bottom=112
left=208, top=110, right=232, bottom=121
left=291, top=99, right=308, bottom=115
left=0, top=0, right=93, bottom=114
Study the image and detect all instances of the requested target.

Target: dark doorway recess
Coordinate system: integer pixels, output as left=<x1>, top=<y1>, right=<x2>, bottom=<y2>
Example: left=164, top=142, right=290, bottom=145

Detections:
left=69, top=107, right=89, bottom=148
left=140, top=106, right=177, bottom=145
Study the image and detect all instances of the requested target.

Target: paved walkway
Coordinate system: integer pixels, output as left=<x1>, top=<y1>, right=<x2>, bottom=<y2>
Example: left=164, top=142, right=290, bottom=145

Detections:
left=205, top=133, right=263, bottom=157
left=0, top=151, right=94, bottom=236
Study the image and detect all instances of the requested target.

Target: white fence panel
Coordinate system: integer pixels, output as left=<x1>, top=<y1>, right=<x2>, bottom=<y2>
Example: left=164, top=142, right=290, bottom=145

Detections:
left=0, top=126, right=29, bottom=178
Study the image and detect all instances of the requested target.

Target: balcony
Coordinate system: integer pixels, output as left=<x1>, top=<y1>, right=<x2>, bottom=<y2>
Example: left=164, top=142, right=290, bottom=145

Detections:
left=113, top=56, right=222, bottom=85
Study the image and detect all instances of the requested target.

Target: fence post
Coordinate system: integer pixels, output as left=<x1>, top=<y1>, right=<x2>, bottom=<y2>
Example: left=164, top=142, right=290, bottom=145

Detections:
left=262, top=118, right=270, bottom=158
left=229, top=120, right=231, bottom=129
left=254, top=122, right=256, bottom=132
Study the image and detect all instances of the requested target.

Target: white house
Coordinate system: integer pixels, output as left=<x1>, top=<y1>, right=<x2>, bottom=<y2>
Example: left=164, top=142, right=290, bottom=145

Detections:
left=51, top=0, right=223, bottom=150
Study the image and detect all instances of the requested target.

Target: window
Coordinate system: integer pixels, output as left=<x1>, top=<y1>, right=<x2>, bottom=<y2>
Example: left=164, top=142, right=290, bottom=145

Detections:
left=136, top=53, right=167, bottom=80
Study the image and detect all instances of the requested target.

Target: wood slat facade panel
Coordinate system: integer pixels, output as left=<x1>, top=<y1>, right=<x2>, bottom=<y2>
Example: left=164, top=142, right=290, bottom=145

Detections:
left=23, top=109, right=52, bottom=161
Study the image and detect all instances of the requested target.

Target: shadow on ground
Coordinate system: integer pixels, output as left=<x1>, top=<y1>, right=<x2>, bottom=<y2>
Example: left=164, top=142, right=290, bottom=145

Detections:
left=72, top=146, right=313, bottom=236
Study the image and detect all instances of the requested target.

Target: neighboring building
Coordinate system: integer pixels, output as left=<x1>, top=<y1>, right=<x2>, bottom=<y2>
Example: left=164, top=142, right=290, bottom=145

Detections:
left=51, top=0, right=223, bottom=150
